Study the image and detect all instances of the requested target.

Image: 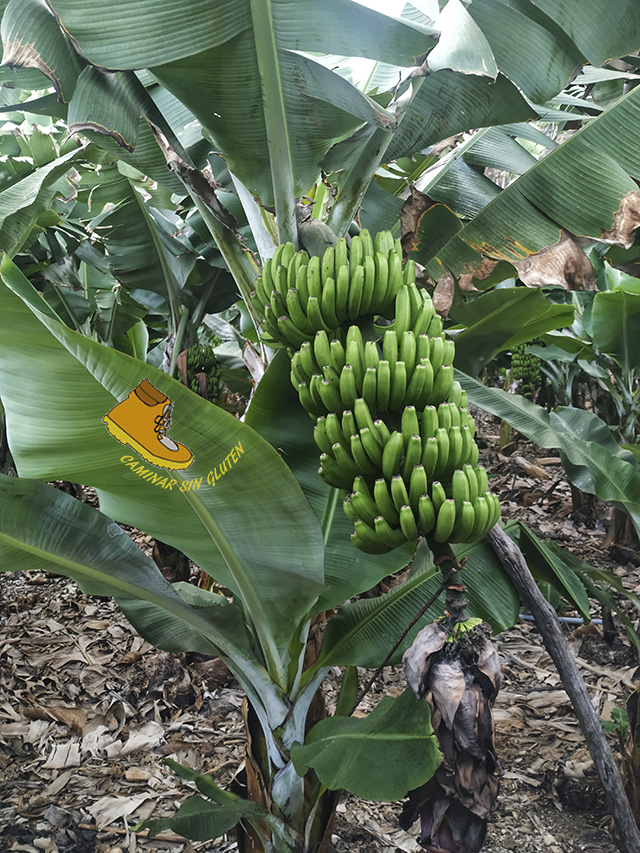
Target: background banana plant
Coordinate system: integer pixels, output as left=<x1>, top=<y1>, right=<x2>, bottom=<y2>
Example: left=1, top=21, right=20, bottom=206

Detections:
left=1, top=0, right=640, bottom=850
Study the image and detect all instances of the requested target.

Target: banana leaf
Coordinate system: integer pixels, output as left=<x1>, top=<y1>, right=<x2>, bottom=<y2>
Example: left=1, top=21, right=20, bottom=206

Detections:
left=459, top=371, right=640, bottom=536
left=245, top=349, right=415, bottom=612
left=0, top=256, right=325, bottom=680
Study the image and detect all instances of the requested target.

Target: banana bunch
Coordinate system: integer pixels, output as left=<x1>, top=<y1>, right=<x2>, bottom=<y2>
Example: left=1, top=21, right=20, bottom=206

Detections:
left=252, top=230, right=500, bottom=553
left=250, top=231, right=417, bottom=349
left=511, top=343, right=540, bottom=395
left=186, top=343, right=222, bottom=402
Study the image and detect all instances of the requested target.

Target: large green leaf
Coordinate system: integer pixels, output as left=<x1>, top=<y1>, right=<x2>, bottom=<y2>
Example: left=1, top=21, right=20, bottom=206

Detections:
left=466, top=0, right=582, bottom=102
left=1, top=0, right=86, bottom=102
left=436, top=84, right=640, bottom=273
left=386, top=71, right=536, bottom=162
left=591, top=289, right=640, bottom=374
left=138, top=794, right=268, bottom=842
left=0, top=471, right=289, bottom=721
left=529, top=0, right=640, bottom=66
left=0, top=257, right=325, bottom=679
left=0, top=146, right=81, bottom=256
left=291, top=688, right=441, bottom=801
left=315, top=536, right=519, bottom=670
left=459, top=373, right=640, bottom=535
left=43, top=0, right=424, bottom=206
left=245, top=350, right=414, bottom=612
left=450, top=288, right=575, bottom=375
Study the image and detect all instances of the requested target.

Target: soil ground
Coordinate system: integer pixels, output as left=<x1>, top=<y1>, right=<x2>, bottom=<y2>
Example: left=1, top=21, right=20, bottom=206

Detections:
left=1, top=415, right=639, bottom=853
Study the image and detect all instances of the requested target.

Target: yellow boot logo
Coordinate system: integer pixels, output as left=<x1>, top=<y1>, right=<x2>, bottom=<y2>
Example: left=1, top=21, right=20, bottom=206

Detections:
left=103, top=379, right=194, bottom=470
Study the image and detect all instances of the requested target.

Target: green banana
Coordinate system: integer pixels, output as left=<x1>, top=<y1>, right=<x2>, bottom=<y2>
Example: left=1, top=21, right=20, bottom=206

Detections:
left=321, top=276, right=340, bottom=328
left=403, top=363, right=427, bottom=409
left=335, top=237, right=348, bottom=273
left=409, top=464, right=428, bottom=512
left=429, top=336, right=445, bottom=375
left=433, top=498, right=457, bottom=543
left=431, top=363, right=454, bottom=405
left=448, top=381, right=463, bottom=407
left=374, top=514, right=406, bottom=549
left=451, top=499, right=475, bottom=542
left=470, top=494, right=490, bottom=539
left=353, top=396, right=376, bottom=434
left=451, top=468, right=470, bottom=512
left=374, top=477, right=400, bottom=525
left=437, top=403, right=452, bottom=432
left=307, top=296, right=331, bottom=335
left=431, top=480, right=447, bottom=512
left=360, top=229, right=374, bottom=258
left=362, top=367, right=378, bottom=409
left=447, top=426, right=464, bottom=473
left=331, top=441, right=359, bottom=480
left=330, top=338, right=346, bottom=374
left=349, top=234, right=364, bottom=268
left=399, top=504, right=420, bottom=541
left=335, top=264, right=350, bottom=322
left=372, top=418, right=391, bottom=447
left=417, top=493, right=436, bottom=534
left=384, top=253, right=404, bottom=314
left=359, top=426, right=383, bottom=466
left=403, top=258, right=416, bottom=285
left=422, top=436, right=439, bottom=478
left=286, top=289, right=314, bottom=336
left=376, top=359, right=391, bottom=411
left=427, top=313, right=443, bottom=337
left=399, top=331, right=416, bottom=375
left=307, top=255, right=322, bottom=300
left=351, top=476, right=379, bottom=526
left=298, top=340, right=318, bottom=379
left=341, top=409, right=357, bottom=442
left=373, top=252, right=390, bottom=311
left=389, top=360, right=407, bottom=410
left=326, top=412, right=346, bottom=447
left=393, top=285, right=411, bottom=334
left=463, top=463, right=479, bottom=504
left=382, top=329, right=398, bottom=365
left=364, top=340, right=380, bottom=371
left=346, top=339, right=365, bottom=389
left=317, top=377, right=343, bottom=413
left=381, top=431, right=404, bottom=480
left=314, top=417, right=334, bottom=455
left=318, top=452, right=354, bottom=490
left=390, top=475, right=410, bottom=512
left=350, top=433, right=378, bottom=476
left=313, top=330, right=332, bottom=370
left=475, top=466, right=489, bottom=494
left=361, top=254, right=377, bottom=315
left=277, top=315, right=309, bottom=349
left=435, top=428, right=450, bottom=478
left=322, top=246, right=335, bottom=285
left=348, top=264, right=365, bottom=320
left=339, top=363, right=359, bottom=409
left=421, top=405, right=439, bottom=440
left=401, top=405, right=420, bottom=442
left=351, top=518, right=390, bottom=555
left=401, top=434, right=423, bottom=482
left=295, top=261, right=310, bottom=306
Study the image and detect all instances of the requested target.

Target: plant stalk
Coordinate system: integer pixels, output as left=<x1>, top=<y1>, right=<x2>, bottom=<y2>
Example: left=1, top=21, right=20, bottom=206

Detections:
left=488, top=524, right=640, bottom=853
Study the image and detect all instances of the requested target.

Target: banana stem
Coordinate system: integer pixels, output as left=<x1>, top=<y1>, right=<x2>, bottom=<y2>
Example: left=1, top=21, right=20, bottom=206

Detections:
left=351, top=564, right=458, bottom=713
left=427, top=538, right=469, bottom=625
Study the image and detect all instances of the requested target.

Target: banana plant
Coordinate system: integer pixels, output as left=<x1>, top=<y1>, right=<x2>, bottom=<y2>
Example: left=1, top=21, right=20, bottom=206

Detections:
left=3, top=1, right=640, bottom=851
